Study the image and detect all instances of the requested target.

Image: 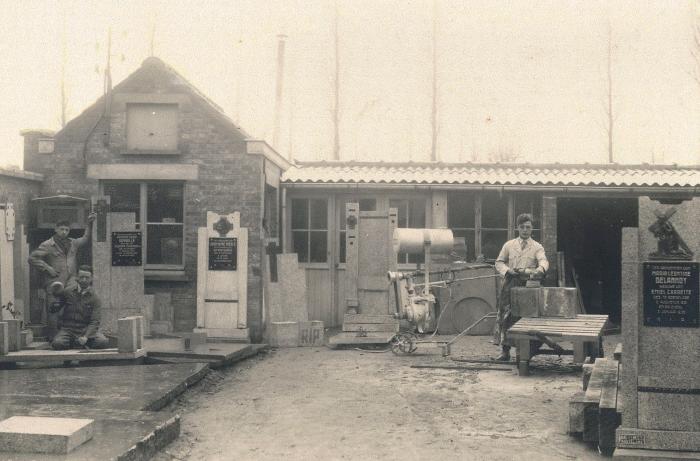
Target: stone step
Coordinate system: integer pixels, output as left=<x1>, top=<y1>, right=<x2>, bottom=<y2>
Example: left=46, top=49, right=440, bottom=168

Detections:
left=343, top=314, right=398, bottom=324
left=24, top=341, right=51, bottom=350
left=328, top=331, right=396, bottom=346
left=0, top=416, right=95, bottom=454
left=342, top=323, right=400, bottom=333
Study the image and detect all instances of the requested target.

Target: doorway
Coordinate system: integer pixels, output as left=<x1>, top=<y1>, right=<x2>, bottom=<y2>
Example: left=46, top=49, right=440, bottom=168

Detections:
left=557, top=197, right=638, bottom=324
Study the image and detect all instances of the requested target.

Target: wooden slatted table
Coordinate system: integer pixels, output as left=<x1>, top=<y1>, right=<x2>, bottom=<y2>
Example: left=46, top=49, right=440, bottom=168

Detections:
left=507, top=314, right=609, bottom=376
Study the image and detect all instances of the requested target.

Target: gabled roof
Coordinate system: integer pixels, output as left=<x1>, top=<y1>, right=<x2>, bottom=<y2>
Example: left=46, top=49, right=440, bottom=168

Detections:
left=282, top=161, right=700, bottom=190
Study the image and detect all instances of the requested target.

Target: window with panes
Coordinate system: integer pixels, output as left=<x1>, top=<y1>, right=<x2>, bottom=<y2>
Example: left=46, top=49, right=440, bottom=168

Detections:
left=102, top=182, right=184, bottom=267
left=448, top=191, right=542, bottom=262
left=291, top=198, right=328, bottom=263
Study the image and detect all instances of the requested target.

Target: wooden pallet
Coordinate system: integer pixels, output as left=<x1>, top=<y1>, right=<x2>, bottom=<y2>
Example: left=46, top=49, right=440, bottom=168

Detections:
left=568, top=347, right=622, bottom=455
left=507, top=314, right=608, bottom=375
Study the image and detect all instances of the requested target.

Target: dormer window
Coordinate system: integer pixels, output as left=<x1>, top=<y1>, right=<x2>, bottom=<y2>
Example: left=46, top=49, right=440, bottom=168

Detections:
left=126, top=103, right=178, bottom=151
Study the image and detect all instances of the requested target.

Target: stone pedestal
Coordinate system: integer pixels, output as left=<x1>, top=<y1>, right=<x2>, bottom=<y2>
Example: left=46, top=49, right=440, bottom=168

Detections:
left=0, top=204, right=15, bottom=322
left=195, top=212, right=248, bottom=341
left=614, top=198, right=700, bottom=460
left=0, top=416, right=95, bottom=454
left=91, top=200, right=152, bottom=335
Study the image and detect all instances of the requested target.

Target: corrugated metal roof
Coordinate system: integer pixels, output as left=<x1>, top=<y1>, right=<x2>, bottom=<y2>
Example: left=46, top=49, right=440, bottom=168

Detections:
left=281, top=162, right=700, bottom=188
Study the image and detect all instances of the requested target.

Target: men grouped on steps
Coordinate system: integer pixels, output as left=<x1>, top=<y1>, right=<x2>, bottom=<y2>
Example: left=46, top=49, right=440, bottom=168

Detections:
left=28, top=212, right=108, bottom=349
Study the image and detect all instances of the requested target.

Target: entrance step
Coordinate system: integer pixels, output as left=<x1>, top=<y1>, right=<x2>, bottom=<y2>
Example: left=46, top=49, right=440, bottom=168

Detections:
left=342, top=323, right=399, bottom=333
left=328, top=331, right=396, bottom=347
left=344, top=314, right=398, bottom=324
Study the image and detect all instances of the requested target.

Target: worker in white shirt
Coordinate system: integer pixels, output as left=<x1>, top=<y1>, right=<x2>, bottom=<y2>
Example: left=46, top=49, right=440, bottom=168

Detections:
left=493, top=213, right=549, bottom=361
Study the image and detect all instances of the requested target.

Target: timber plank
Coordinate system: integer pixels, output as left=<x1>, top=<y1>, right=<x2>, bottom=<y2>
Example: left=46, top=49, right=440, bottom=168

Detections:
left=598, top=359, right=621, bottom=454
left=569, top=391, right=586, bottom=435
left=582, top=358, right=607, bottom=442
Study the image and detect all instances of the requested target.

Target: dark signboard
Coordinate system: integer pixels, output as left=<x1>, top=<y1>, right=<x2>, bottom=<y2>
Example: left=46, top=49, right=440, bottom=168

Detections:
left=209, top=237, right=237, bottom=271
left=643, top=262, right=699, bottom=328
left=111, top=231, right=142, bottom=266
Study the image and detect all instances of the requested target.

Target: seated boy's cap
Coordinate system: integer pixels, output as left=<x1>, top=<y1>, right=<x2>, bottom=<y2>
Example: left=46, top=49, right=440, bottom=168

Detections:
left=49, top=281, right=64, bottom=292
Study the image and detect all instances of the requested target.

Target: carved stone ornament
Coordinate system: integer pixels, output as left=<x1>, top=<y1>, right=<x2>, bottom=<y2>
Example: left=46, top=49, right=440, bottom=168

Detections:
left=213, top=216, right=233, bottom=237
left=648, top=207, right=693, bottom=260
left=346, top=214, right=357, bottom=230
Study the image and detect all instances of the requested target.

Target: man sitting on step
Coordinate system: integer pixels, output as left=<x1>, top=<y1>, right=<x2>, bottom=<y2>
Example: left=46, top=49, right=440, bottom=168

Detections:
left=50, top=265, right=109, bottom=350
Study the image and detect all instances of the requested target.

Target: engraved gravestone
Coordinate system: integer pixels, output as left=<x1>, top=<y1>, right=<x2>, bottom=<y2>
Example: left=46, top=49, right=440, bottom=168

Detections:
left=195, top=212, right=248, bottom=340
left=614, top=197, right=700, bottom=460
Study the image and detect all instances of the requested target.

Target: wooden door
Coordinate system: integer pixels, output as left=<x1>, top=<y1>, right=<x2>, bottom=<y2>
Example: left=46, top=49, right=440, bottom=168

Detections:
left=344, top=203, right=398, bottom=316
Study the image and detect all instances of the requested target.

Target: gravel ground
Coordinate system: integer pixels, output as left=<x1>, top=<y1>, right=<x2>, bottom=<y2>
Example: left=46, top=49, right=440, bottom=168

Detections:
left=154, top=335, right=616, bottom=461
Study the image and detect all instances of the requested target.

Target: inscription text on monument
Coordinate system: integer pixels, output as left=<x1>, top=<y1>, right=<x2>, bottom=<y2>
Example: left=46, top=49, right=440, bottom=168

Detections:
left=208, top=237, right=237, bottom=271
left=643, top=261, right=699, bottom=328
left=111, top=231, right=142, bottom=266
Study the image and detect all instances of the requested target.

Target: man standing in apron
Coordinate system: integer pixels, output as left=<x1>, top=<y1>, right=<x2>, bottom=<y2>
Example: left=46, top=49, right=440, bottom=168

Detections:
left=493, top=213, right=548, bottom=361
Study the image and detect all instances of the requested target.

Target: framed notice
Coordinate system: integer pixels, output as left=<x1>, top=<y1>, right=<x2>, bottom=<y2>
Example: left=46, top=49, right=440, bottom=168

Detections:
left=209, top=237, right=237, bottom=271
left=643, top=262, right=699, bottom=328
left=111, top=231, right=143, bottom=266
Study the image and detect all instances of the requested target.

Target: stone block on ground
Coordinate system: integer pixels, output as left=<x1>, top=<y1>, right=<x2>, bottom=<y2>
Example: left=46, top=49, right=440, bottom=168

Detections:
left=20, top=329, right=33, bottom=348
left=117, top=317, right=139, bottom=353
left=265, top=254, right=308, bottom=324
left=0, top=416, right=94, bottom=454
left=0, top=322, right=7, bottom=355
left=5, top=319, right=21, bottom=352
left=299, top=321, right=324, bottom=346
left=150, top=320, right=172, bottom=335
left=268, top=321, right=299, bottom=348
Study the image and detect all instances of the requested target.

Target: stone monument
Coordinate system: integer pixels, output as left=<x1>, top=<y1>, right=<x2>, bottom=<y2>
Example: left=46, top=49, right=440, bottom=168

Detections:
left=614, top=197, right=700, bottom=460
left=91, top=198, right=154, bottom=334
left=195, top=211, right=248, bottom=341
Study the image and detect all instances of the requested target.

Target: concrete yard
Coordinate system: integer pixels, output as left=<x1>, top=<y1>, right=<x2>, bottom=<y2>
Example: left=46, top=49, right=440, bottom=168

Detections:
left=154, top=335, right=617, bottom=461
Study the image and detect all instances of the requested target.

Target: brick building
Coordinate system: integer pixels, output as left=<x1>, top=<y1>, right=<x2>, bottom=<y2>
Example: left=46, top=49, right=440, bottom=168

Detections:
left=23, top=57, right=289, bottom=341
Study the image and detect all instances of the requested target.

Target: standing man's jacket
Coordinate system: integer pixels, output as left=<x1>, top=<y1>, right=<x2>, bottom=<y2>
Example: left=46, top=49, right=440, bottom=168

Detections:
left=29, top=234, right=89, bottom=289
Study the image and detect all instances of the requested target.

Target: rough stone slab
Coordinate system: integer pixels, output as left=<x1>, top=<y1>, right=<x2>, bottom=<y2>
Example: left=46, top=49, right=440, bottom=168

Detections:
left=616, top=427, right=700, bottom=452
left=299, top=321, right=324, bottom=346
left=613, top=448, right=700, bottom=460
left=328, top=331, right=395, bottom=346
left=265, top=254, right=309, bottom=324
left=541, top=287, right=578, bottom=318
left=510, top=288, right=540, bottom=317
left=0, top=416, right=94, bottom=454
left=0, top=363, right=208, bottom=411
left=268, top=321, right=299, bottom=348
left=193, top=327, right=249, bottom=342
left=0, top=405, right=179, bottom=461
left=0, top=349, right=145, bottom=364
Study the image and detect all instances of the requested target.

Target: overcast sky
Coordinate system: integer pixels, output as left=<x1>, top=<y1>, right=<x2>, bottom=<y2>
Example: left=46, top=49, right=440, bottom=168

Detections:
left=1, top=0, right=699, bottom=168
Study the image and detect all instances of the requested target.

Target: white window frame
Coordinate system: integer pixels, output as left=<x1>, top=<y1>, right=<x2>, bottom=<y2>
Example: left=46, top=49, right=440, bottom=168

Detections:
left=100, top=181, right=185, bottom=271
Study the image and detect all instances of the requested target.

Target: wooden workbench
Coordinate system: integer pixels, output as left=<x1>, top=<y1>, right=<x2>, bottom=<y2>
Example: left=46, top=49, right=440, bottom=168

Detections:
left=507, top=314, right=609, bottom=375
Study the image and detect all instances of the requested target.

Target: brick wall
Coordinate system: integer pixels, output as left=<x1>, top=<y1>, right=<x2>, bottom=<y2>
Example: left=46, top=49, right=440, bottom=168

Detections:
left=25, top=58, right=268, bottom=341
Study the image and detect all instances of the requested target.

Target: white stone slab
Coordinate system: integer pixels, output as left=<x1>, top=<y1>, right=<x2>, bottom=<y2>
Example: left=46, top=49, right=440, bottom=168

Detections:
left=0, top=416, right=95, bottom=454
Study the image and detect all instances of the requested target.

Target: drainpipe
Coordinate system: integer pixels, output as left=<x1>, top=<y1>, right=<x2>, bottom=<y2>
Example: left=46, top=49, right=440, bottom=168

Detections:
left=281, top=186, right=287, bottom=253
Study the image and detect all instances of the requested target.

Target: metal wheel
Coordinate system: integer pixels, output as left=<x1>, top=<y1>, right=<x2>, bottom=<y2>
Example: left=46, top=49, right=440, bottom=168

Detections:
left=390, top=332, right=418, bottom=355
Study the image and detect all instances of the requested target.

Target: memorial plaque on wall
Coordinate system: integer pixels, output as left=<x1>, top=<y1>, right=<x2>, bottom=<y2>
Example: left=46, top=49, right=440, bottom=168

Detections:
left=209, top=237, right=237, bottom=271
left=111, top=231, right=143, bottom=266
left=643, top=262, right=699, bottom=327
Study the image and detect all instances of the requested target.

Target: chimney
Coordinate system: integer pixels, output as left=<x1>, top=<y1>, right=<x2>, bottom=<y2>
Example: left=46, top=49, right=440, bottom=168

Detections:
left=273, top=34, right=287, bottom=151
left=20, top=129, right=55, bottom=173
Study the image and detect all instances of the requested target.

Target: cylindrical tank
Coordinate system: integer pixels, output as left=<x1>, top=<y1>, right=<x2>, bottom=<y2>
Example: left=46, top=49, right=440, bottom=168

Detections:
left=392, top=228, right=454, bottom=255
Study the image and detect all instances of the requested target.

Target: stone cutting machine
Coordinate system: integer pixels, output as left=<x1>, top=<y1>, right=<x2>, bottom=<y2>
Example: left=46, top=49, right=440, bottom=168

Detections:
left=388, top=228, right=499, bottom=355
